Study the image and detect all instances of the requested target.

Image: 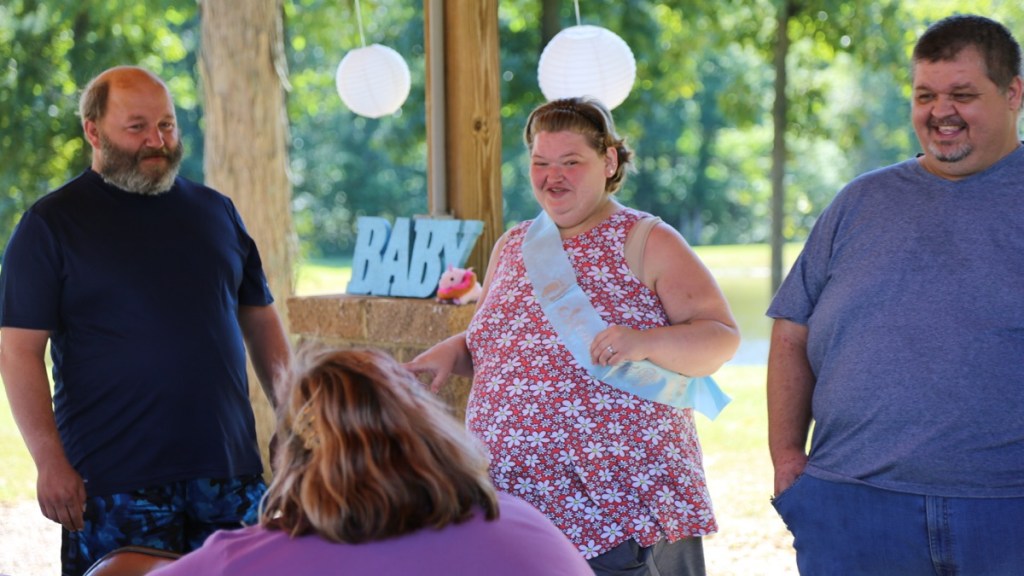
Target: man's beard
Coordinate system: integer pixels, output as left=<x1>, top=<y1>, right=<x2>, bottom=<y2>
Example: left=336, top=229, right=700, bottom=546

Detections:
left=930, top=141, right=973, bottom=163
left=928, top=115, right=972, bottom=163
left=97, top=133, right=184, bottom=195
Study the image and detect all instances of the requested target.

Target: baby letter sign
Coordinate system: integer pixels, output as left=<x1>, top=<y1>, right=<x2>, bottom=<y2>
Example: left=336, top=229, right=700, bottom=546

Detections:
left=346, top=216, right=484, bottom=298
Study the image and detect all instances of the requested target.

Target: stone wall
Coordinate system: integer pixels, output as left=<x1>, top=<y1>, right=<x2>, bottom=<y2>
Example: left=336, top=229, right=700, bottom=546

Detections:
left=286, top=294, right=475, bottom=420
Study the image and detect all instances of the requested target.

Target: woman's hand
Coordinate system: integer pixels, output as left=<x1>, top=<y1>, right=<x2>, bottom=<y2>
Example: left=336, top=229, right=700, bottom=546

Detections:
left=590, top=325, right=646, bottom=366
left=403, top=333, right=473, bottom=392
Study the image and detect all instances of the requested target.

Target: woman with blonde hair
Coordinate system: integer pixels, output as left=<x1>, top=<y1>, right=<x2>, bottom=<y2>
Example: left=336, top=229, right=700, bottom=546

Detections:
left=151, top=346, right=590, bottom=575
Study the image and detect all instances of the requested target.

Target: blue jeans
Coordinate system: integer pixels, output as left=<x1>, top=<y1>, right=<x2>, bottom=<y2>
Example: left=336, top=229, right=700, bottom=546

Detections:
left=62, top=474, right=266, bottom=576
left=772, top=474, right=1024, bottom=575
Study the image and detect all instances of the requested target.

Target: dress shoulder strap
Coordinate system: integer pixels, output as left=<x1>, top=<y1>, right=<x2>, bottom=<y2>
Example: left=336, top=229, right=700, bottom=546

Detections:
left=625, top=215, right=663, bottom=284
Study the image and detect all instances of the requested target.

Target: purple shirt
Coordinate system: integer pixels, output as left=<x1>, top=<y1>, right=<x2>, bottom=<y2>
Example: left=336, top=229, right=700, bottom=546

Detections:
left=149, top=493, right=593, bottom=575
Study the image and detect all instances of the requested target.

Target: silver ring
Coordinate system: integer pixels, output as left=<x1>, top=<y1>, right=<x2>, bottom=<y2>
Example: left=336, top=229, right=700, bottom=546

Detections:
left=606, top=345, right=615, bottom=354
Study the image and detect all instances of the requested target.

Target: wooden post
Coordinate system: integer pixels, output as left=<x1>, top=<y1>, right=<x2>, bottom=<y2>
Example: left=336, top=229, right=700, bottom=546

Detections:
left=426, top=0, right=503, bottom=274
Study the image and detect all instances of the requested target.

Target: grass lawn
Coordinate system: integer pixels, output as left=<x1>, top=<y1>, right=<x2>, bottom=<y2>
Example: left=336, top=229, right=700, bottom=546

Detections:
left=0, top=398, right=32, bottom=501
left=0, top=243, right=798, bottom=504
left=292, top=255, right=353, bottom=296
left=698, top=365, right=773, bottom=515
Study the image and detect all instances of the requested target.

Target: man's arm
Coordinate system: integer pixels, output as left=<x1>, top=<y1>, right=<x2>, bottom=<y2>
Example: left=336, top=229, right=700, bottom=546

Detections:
left=0, top=327, right=86, bottom=530
left=237, top=304, right=291, bottom=408
left=767, top=318, right=815, bottom=497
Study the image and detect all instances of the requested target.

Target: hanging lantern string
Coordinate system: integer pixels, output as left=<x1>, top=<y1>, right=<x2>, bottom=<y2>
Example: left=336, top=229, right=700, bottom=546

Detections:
left=355, top=0, right=367, bottom=47
left=574, top=0, right=581, bottom=26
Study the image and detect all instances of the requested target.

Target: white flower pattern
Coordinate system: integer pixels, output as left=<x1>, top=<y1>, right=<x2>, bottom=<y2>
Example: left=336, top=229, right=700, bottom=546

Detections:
left=464, top=209, right=716, bottom=558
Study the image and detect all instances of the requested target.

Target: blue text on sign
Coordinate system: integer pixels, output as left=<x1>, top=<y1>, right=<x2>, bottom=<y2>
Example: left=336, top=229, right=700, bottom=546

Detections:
left=346, top=216, right=484, bottom=298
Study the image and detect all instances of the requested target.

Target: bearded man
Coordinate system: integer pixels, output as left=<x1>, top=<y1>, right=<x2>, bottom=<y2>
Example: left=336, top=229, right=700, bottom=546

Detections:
left=0, top=66, right=290, bottom=576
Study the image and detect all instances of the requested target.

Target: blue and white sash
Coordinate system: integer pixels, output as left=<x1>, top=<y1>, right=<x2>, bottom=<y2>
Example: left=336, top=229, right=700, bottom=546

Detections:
left=521, top=210, right=730, bottom=420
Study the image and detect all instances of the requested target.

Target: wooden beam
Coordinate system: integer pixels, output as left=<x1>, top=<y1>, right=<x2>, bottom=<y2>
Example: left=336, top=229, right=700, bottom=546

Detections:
left=427, top=0, right=503, bottom=274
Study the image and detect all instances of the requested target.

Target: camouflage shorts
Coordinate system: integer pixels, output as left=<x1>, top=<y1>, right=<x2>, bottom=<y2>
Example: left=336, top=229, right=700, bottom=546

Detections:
left=61, top=474, right=266, bottom=576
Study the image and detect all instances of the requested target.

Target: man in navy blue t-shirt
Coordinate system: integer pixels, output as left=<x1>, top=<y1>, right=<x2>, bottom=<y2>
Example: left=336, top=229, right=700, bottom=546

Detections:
left=0, top=66, right=290, bottom=576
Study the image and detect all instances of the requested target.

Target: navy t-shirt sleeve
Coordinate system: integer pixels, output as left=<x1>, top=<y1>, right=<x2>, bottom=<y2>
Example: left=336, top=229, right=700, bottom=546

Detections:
left=225, top=200, right=275, bottom=307
left=0, top=210, right=63, bottom=329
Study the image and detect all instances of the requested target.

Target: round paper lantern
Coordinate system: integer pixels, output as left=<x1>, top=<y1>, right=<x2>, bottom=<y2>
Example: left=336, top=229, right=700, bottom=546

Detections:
left=538, top=25, right=636, bottom=110
left=335, top=44, right=411, bottom=119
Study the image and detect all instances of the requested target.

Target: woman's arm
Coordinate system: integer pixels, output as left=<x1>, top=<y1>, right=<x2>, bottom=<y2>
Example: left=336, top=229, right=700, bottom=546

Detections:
left=404, top=231, right=508, bottom=391
left=591, top=222, right=740, bottom=376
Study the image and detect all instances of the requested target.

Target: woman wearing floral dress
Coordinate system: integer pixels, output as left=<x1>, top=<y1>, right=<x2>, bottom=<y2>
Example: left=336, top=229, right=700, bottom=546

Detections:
left=406, top=97, right=739, bottom=576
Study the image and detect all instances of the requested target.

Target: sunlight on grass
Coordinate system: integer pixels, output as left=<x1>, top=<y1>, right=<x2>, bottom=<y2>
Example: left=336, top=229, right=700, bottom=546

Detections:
left=698, top=365, right=772, bottom=516
left=698, top=243, right=801, bottom=343
left=0, top=398, right=35, bottom=501
left=294, top=256, right=352, bottom=296
left=700, top=363, right=796, bottom=575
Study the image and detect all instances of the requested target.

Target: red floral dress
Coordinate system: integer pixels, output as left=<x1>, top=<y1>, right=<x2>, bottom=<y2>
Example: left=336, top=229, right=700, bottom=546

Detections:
left=465, top=209, right=717, bottom=559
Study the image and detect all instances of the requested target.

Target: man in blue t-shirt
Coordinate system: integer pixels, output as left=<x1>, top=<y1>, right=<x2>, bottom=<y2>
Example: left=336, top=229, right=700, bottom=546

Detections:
left=767, top=14, right=1024, bottom=575
left=0, top=66, right=290, bottom=576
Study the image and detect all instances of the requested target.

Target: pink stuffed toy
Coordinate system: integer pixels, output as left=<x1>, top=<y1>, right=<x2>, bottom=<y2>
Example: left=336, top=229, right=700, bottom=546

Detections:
left=436, top=265, right=482, bottom=305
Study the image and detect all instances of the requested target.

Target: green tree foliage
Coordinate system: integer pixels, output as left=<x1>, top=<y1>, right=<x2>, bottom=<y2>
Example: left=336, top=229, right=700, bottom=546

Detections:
left=3, top=1, right=1024, bottom=258
left=289, top=0, right=1024, bottom=254
left=0, top=0, right=201, bottom=253
left=284, top=0, right=427, bottom=258
left=499, top=1, right=732, bottom=242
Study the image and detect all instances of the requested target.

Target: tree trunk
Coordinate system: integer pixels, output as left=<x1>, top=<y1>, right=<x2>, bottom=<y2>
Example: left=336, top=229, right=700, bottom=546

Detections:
left=770, top=1, right=793, bottom=295
left=199, top=0, right=294, bottom=474
left=541, top=0, right=560, bottom=51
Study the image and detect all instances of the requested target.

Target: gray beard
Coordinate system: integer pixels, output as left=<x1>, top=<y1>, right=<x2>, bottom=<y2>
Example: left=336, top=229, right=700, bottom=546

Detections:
left=97, top=136, right=184, bottom=196
left=930, top=141, right=973, bottom=163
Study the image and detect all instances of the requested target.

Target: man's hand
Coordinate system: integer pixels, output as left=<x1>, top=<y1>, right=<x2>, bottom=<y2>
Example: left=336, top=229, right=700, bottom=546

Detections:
left=37, top=456, right=87, bottom=531
left=772, top=450, right=808, bottom=497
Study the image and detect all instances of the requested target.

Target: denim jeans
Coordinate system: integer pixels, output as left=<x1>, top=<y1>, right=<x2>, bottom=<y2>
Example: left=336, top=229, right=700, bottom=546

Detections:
left=772, top=474, right=1024, bottom=576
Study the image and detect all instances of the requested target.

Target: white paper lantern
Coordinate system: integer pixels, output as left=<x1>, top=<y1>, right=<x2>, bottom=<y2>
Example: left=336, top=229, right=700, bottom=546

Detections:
left=538, top=25, right=636, bottom=110
left=335, top=44, right=411, bottom=119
